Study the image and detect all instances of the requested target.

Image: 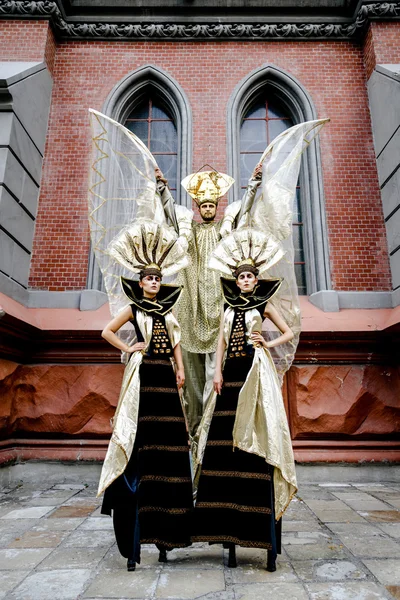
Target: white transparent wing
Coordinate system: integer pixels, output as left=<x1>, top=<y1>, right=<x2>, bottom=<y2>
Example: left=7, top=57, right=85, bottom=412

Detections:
left=88, top=109, right=166, bottom=359
left=88, top=109, right=167, bottom=306
left=263, top=235, right=301, bottom=385
left=251, top=119, right=329, bottom=240
left=250, top=119, right=328, bottom=380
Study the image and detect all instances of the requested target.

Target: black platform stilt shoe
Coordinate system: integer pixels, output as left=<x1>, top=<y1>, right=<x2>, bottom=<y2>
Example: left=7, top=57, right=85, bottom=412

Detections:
left=266, top=551, right=276, bottom=572
left=158, top=548, right=167, bottom=563
left=127, top=559, right=136, bottom=571
left=227, top=543, right=237, bottom=568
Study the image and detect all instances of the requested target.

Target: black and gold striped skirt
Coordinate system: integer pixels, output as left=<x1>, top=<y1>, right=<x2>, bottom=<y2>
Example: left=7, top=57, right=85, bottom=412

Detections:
left=192, top=356, right=281, bottom=552
left=102, top=356, right=193, bottom=558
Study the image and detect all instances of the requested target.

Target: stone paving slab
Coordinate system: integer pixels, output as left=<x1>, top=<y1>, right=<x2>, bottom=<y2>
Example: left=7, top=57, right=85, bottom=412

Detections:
left=284, top=539, right=348, bottom=561
left=339, top=538, right=400, bottom=560
left=283, top=520, right=324, bottom=532
left=0, top=548, right=53, bottom=570
left=8, top=530, right=68, bottom=549
left=326, top=522, right=388, bottom=537
left=376, top=523, right=400, bottom=538
left=48, top=505, right=97, bottom=518
left=313, top=509, right=368, bottom=523
left=382, top=497, right=400, bottom=510
left=83, top=569, right=161, bottom=598
left=156, top=570, right=226, bottom=598
left=0, top=519, right=40, bottom=537
left=20, top=493, right=76, bottom=507
left=291, top=559, right=368, bottom=582
left=79, top=517, right=114, bottom=530
left=360, top=511, right=400, bottom=523
left=306, top=581, right=390, bottom=599
left=37, top=546, right=109, bottom=571
left=8, top=568, right=92, bottom=600
left=1, top=506, right=56, bottom=520
left=230, top=560, right=297, bottom=583
left=164, top=545, right=224, bottom=570
left=0, top=571, right=30, bottom=600
left=362, top=560, right=400, bottom=585
left=60, top=528, right=116, bottom=548
left=53, top=484, right=86, bottom=491
left=0, top=479, right=399, bottom=600
left=233, top=582, right=310, bottom=600
left=234, top=546, right=286, bottom=568
left=29, top=517, right=84, bottom=532
left=102, top=546, right=162, bottom=570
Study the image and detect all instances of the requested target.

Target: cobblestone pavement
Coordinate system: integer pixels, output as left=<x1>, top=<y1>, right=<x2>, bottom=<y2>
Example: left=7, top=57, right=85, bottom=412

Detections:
left=0, top=480, right=400, bottom=600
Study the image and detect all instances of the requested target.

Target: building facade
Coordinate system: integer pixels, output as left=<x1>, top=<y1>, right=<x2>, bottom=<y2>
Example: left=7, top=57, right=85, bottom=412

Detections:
left=0, top=0, right=399, bottom=464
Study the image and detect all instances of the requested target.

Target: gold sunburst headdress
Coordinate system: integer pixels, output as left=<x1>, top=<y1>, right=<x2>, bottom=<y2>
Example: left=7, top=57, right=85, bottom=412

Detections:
left=181, top=166, right=234, bottom=207
left=108, top=219, right=189, bottom=280
left=209, top=228, right=284, bottom=279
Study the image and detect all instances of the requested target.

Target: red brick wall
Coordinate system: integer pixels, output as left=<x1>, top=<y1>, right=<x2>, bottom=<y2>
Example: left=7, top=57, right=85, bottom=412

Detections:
left=363, top=26, right=377, bottom=80
left=0, top=20, right=50, bottom=62
left=44, top=24, right=57, bottom=76
left=0, top=23, right=387, bottom=291
left=365, top=22, right=400, bottom=80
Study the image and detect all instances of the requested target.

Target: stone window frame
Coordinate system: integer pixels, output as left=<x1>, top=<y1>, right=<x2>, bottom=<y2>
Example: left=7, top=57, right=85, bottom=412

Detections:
left=227, top=64, right=331, bottom=295
left=87, top=64, right=192, bottom=290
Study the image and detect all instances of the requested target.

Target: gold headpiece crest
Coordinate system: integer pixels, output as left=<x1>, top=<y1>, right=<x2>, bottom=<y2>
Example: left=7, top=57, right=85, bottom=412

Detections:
left=107, top=220, right=189, bottom=279
left=181, top=168, right=234, bottom=207
left=209, top=229, right=285, bottom=279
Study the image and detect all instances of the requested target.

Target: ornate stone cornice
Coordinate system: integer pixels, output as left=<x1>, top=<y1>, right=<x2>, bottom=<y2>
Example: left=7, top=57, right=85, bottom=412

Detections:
left=0, top=1, right=399, bottom=41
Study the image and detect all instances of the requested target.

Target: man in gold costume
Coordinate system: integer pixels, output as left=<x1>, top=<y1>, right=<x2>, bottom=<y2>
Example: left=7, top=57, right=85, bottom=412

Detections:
left=155, top=164, right=262, bottom=437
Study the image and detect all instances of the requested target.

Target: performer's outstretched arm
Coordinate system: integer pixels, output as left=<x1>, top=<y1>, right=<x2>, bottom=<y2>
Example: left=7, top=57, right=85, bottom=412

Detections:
left=235, top=163, right=263, bottom=228
left=155, top=167, right=178, bottom=231
left=155, top=167, right=193, bottom=251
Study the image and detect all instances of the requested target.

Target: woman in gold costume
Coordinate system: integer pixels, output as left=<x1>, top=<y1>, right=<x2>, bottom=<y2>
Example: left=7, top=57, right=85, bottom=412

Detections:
left=192, top=229, right=297, bottom=572
left=97, top=220, right=193, bottom=572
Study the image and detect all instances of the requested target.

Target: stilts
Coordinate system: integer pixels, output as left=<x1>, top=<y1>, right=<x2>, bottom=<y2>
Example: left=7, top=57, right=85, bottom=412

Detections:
left=227, top=543, right=237, bottom=568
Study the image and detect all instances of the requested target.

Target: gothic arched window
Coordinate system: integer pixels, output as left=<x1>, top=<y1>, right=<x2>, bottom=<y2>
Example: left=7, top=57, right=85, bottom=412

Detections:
left=239, top=98, right=306, bottom=294
left=228, top=65, right=330, bottom=296
left=87, top=65, right=192, bottom=290
left=125, top=96, right=178, bottom=197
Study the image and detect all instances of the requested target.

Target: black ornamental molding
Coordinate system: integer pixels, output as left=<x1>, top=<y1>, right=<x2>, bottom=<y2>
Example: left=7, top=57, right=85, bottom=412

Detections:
left=0, top=1, right=399, bottom=40
left=1, top=310, right=399, bottom=365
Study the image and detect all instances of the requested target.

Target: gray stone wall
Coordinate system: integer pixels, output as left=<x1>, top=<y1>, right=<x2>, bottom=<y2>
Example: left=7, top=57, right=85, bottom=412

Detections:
left=368, top=64, right=400, bottom=307
left=0, top=62, right=53, bottom=300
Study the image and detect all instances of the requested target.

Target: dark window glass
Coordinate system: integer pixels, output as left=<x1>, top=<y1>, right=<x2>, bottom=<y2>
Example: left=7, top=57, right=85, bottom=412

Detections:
left=240, top=99, right=306, bottom=294
left=125, top=97, right=178, bottom=196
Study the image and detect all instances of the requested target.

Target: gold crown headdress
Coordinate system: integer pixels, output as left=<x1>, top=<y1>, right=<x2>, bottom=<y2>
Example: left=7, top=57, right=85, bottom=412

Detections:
left=108, top=219, right=188, bottom=279
left=209, top=229, right=285, bottom=279
left=181, top=166, right=234, bottom=207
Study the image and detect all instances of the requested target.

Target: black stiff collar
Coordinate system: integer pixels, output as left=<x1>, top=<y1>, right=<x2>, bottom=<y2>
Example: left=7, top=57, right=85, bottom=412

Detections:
left=121, top=277, right=183, bottom=316
left=221, top=277, right=283, bottom=311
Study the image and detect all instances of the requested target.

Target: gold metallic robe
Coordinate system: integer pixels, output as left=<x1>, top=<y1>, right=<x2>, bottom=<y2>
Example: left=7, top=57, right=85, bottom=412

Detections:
left=175, top=181, right=261, bottom=354
left=176, top=220, right=223, bottom=354
left=98, top=310, right=181, bottom=496
left=195, top=307, right=297, bottom=519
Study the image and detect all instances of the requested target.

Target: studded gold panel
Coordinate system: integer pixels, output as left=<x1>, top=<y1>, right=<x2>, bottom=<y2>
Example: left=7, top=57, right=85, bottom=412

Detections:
left=150, top=317, right=173, bottom=356
left=227, top=311, right=248, bottom=359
